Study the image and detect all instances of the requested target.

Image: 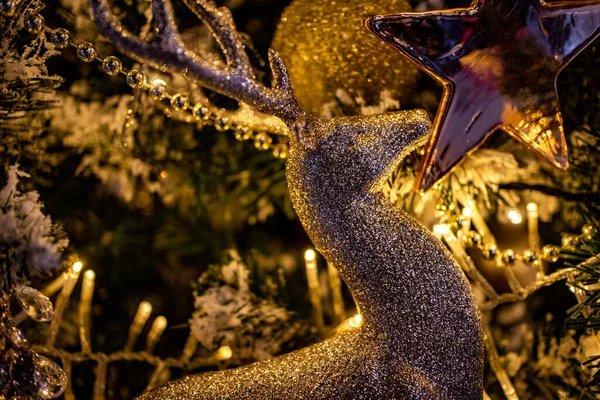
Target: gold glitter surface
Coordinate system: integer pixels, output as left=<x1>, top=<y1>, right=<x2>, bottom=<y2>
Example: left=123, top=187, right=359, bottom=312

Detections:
left=138, top=111, right=484, bottom=399
left=272, top=0, right=420, bottom=117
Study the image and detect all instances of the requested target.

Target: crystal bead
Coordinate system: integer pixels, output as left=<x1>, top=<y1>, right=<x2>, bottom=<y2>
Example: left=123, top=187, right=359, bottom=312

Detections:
left=0, top=0, right=16, bottom=16
left=24, top=14, right=44, bottom=34
left=501, top=249, right=517, bottom=266
left=465, top=231, right=482, bottom=248
left=582, top=224, right=595, bottom=240
left=522, top=250, right=539, bottom=267
left=170, top=94, right=188, bottom=111
left=215, top=116, right=230, bottom=131
left=561, top=234, right=580, bottom=249
left=193, top=104, right=210, bottom=120
left=76, top=42, right=97, bottom=62
left=7, top=325, right=27, bottom=346
left=254, top=132, right=272, bottom=151
left=273, top=144, right=288, bottom=159
left=234, top=126, right=252, bottom=141
left=16, top=286, right=53, bottom=322
left=482, top=244, right=498, bottom=260
left=542, top=245, right=560, bottom=263
left=126, top=69, right=146, bottom=88
left=101, top=56, right=122, bottom=76
left=50, top=28, right=70, bottom=49
left=33, top=355, right=67, bottom=399
left=150, top=81, right=167, bottom=100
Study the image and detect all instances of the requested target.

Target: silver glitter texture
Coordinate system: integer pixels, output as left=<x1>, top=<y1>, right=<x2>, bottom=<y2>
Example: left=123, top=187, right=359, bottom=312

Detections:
left=88, top=0, right=484, bottom=397
left=137, top=112, right=484, bottom=399
left=88, top=0, right=303, bottom=121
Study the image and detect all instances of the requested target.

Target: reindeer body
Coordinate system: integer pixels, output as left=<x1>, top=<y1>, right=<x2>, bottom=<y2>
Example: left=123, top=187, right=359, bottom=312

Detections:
left=138, top=112, right=484, bottom=399
left=88, top=0, right=484, bottom=397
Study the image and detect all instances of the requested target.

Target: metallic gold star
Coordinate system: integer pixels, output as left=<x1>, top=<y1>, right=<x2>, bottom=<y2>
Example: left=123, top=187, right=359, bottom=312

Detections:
left=366, top=0, right=600, bottom=192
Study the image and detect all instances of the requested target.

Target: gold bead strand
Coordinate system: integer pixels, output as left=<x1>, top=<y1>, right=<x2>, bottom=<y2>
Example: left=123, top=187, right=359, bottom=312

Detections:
left=30, top=19, right=287, bottom=145
left=455, top=218, right=598, bottom=268
left=21, top=20, right=288, bottom=157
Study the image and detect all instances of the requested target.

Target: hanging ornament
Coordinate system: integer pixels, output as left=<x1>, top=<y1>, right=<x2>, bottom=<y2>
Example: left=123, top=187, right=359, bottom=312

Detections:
left=271, top=0, right=420, bottom=117
left=366, top=0, right=600, bottom=192
left=16, top=286, right=54, bottom=322
left=33, top=355, right=68, bottom=399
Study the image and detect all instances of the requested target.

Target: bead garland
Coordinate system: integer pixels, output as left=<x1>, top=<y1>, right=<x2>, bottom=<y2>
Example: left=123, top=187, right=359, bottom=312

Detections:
left=447, top=214, right=596, bottom=268
left=12, top=8, right=290, bottom=159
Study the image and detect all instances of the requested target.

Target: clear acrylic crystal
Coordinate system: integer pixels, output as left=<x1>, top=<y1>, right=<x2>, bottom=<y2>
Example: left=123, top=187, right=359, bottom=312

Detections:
left=33, top=355, right=67, bottom=399
left=16, top=286, right=54, bottom=322
left=7, top=324, right=27, bottom=346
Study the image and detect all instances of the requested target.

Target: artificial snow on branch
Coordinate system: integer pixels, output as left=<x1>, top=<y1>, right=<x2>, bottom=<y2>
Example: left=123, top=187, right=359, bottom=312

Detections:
left=190, top=250, right=309, bottom=362
left=0, top=165, right=68, bottom=282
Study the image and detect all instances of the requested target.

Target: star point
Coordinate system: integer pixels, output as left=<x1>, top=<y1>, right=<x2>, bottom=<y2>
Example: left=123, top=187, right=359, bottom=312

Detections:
left=366, top=0, right=600, bottom=192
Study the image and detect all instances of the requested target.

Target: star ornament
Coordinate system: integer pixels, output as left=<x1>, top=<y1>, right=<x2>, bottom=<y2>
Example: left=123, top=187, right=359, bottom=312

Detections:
left=366, top=0, right=600, bottom=192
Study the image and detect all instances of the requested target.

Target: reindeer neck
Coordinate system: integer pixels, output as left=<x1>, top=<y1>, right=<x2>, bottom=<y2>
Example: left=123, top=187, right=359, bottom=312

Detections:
left=313, top=191, right=474, bottom=321
left=287, top=160, right=481, bottom=373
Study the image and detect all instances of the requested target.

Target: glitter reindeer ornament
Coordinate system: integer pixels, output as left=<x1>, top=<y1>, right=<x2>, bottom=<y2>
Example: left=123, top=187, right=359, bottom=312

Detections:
left=89, top=0, right=484, bottom=398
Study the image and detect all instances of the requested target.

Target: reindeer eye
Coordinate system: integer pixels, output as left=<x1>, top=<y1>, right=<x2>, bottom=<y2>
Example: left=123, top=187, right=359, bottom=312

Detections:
left=293, top=122, right=307, bottom=137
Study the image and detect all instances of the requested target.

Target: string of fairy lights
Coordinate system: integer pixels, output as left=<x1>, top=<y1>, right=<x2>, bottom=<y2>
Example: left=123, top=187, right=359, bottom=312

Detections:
left=439, top=203, right=590, bottom=266
left=434, top=201, right=594, bottom=274
left=15, top=7, right=291, bottom=159
left=12, top=259, right=237, bottom=399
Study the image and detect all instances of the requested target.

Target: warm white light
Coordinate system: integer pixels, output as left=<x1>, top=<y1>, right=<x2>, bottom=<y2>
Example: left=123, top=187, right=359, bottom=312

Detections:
left=216, top=345, right=233, bottom=360
left=433, top=224, right=450, bottom=236
left=526, top=203, right=538, bottom=212
left=72, top=261, right=83, bottom=272
left=151, top=78, right=166, bottom=86
left=349, top=314, right=363, bottom=328
left=139, top=301, right=152, bottom=316
left=145, top=316, right=168, bottom=352
left=506, top=209, right=523, bottom=225
left=462, top=207, right=473, bottom=217
left=304, top=249, right=316, bottom=263
left=84, top=270, right=95, bottom=280
left=153, top=316, right=167, bottom=331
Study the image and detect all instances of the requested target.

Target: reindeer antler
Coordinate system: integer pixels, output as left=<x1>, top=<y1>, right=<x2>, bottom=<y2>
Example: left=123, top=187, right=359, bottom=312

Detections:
left=89, top=0, right=304, bottom=122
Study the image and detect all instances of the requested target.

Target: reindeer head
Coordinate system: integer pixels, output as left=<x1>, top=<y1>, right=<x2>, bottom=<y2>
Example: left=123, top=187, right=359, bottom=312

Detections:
left=287, top=113, right=429, bottom=197
left=89, top=0, right=431, bottom=197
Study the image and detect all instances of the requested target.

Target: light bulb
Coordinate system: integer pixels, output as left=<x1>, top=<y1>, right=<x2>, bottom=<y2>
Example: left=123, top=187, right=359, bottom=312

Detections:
left=433, top=224, right=450, bottom=236
left=304, top=249, right=316, bottom=262
left=506, top=209, right=523, bottom=225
